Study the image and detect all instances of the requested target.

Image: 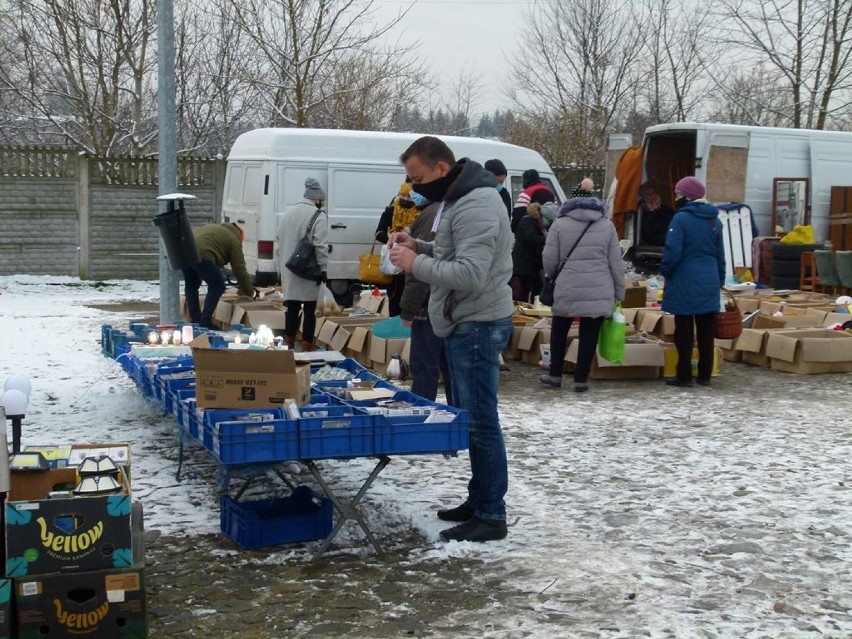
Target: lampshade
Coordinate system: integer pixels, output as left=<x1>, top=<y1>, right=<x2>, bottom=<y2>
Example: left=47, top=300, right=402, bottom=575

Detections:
left=77, top=455, right=119, bottom=477
left=73, top=475, right=123, bottom=495
left=4, top=375, right=31, bottom=398
left=0, top=389, right=29, bottom=417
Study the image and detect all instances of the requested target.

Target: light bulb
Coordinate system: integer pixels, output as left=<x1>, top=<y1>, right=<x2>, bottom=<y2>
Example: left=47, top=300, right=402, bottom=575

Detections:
left=181, top=325, right=194, bottom=344
left=4, top=375, right=32, bottom=398
left=147, top=331, right=159, bottom=345
left=234, top=334, right=242, bottom=345
left=172, top=329, right=181, bottom=345
left=1, top=389, right=29, bottom=416
left=248, top=332, right=257, bottom=345
left=160, top=331, right=170, bottom=345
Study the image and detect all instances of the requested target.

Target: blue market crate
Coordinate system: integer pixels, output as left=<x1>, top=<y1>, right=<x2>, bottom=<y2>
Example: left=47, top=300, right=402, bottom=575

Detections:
left=164, top=380, right=195, bottom=415
left=220, top=486, right=332, bottom=549
left=201, top=408, right=284, bottom=451
left=373, top=404, right=469, bottom=455
left=207, top=419, right=299, bottom=464
left=173, top=388, right=195, bottom=424
left=298, top=406, right=374, bottom=459
left=182, top=400, right=201, bottom=440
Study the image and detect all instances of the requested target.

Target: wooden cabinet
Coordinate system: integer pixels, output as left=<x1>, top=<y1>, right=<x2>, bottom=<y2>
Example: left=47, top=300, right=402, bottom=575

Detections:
left=829, top=186, right=852, bottom=250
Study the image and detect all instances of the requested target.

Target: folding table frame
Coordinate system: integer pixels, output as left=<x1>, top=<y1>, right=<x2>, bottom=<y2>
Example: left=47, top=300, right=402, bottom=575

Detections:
left=305, top=456, right=391, bottom=562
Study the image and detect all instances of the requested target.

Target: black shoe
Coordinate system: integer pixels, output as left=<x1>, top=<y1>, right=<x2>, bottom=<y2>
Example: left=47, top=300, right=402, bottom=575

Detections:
left=440, top=517, right=508, bottom=543
left=574, top=382, right=589, bottom=393
left=695, top=377, right=711, bottom=386
left=437, top=502, right=474, bottom=522
left=665, top=378, right=694, bottom=388
left=540, top=374, right=562, bottom=388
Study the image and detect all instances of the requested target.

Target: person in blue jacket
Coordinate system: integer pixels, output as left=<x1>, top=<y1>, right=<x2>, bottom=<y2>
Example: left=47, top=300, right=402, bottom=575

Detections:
left=660, top=176, right=726, bottom=387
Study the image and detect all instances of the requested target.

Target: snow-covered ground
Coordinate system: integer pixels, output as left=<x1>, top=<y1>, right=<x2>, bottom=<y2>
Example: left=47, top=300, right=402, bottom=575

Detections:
left=2, top=275, right=851, bottom=638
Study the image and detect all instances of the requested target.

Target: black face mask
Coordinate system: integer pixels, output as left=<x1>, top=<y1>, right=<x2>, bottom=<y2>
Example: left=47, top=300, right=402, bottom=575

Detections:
left=413, top=164, right=462, bottom=202
left=676, top=197, right=689, bottom=209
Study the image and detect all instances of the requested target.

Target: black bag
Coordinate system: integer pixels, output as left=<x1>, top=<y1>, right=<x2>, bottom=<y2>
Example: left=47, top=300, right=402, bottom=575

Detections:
left=285, top=209, right=324, bottom=280
left=539, top=221, right=593, bottom=307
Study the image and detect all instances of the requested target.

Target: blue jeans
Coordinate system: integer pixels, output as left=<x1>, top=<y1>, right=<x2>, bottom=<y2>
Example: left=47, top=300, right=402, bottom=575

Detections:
left=182, top=260, right=225, bottom=325
left=444, top=317, right=513, bottom=522
left=410, top=318, right=452, bottom=405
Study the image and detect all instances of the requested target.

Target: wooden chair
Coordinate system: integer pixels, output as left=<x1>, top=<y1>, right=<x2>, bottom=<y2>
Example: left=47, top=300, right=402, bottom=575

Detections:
left=814, top=250, right=842, bottom=295
left=799, top=251, right=818, bottom=292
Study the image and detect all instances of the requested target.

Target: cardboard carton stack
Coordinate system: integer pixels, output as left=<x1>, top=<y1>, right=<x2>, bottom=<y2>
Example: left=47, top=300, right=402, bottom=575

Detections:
left=5, top=443, right=146, bottom=638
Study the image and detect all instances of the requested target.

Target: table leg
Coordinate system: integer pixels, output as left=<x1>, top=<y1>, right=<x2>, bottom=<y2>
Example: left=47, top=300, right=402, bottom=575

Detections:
left=308, top=456, right=390, bottom=561
left=175, top=429, right=186, bottom=482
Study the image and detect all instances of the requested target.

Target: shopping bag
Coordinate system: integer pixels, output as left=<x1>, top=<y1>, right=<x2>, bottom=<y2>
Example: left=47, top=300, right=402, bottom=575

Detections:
left=380, top=243, right=403, bottom=275
left=316, top=283, right=342, bottom=316
left=285, top=209, right=324, bottom=280
left=358, top=237, right=393, bottom=285
left=598, top=302, right=626, bottom=363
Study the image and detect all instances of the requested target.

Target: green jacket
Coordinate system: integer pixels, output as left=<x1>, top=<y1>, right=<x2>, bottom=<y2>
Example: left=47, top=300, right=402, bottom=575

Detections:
left=193, top=223, right=254, bottom=297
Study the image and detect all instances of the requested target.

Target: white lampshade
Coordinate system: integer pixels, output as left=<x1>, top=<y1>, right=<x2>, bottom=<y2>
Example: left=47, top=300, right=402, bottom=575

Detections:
left=4, top=375, right=31, bottom=398
left=0, top=389, right=29, bottom=417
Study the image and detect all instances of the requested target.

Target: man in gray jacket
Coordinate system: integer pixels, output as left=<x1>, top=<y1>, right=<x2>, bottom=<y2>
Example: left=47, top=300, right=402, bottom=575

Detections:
left=389, top=136, right=514, bottom=543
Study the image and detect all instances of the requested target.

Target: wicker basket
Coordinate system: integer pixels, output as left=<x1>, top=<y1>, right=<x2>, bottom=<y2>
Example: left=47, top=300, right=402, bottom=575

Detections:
left=714, top=289, right=743, bottom=339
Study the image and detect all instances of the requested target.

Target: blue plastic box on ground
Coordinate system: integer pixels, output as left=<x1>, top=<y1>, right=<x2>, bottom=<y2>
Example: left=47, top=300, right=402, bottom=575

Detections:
left=220, top=486, right=332, bottom=549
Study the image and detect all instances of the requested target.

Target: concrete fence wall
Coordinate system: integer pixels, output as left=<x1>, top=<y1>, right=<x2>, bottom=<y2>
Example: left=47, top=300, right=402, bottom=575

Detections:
left=0, top=147, right=225, bottom=280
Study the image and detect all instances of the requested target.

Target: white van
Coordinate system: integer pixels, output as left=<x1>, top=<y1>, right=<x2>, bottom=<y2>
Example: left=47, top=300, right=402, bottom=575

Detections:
left=612, top=122, right=852, bottom=269
left=222, top=128, right=564, bottom=300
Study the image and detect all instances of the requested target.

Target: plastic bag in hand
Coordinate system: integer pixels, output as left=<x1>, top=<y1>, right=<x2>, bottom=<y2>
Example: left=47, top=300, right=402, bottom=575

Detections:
left=380, top=243, right=403, bottom=276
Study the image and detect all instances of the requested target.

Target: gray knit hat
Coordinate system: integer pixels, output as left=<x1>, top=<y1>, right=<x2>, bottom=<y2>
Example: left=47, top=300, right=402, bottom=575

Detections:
left=304, top=177, right=326, bottom=200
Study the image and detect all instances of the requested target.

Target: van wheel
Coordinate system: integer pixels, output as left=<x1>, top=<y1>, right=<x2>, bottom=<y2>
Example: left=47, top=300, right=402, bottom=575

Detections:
left=329, top=279, right=356, bottom=308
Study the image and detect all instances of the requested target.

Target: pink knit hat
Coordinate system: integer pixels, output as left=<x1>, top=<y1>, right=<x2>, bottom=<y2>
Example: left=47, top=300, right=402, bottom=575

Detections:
left=675, top=176, right=706, bottom=200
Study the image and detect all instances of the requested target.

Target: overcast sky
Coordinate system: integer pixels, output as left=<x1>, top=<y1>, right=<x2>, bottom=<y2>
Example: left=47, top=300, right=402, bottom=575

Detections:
left=371, top=0, right=530, bottom=117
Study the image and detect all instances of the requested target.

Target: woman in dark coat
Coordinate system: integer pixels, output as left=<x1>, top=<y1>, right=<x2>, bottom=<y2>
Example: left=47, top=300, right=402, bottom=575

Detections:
left=660, top=176, right=726, bottom=387
left=511, top=202, right=547, bottom=303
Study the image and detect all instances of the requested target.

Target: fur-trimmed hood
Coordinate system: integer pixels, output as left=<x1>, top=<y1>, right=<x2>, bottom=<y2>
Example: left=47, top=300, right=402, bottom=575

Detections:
left=556, top=196, right=608, bottom=221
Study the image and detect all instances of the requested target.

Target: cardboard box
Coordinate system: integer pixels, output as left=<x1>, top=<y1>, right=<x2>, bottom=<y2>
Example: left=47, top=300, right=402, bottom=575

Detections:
left=229, top=301, right=285, bottom=330
left=22, top=443, right=131, bottom=472
left=517, top=327, right=551, bottom=366
left=344, top=326, right=373, bottom=367
left=505, top=326, right=525, bottom=361
left=623, top=280, right=650, bottom=308
left=715, top=338, right=742, bottom=362
left=735, top=297, right=761, bottom=313
left=752, top=311, right=826, bottom=329
left=191, top=335, right=311, bottom=407
left=356, top=294, right=388, bottom=316
left=369, top=336, right=409, bottom=374
left=661, top=345, right=721, bottom=377
left=567, top=339, right=664, bottom=380
left=635, top=309, right=675, bottom=341
left=15, top=567, right=146, bottom=638
left=6, top=467, right=132, bottom=577
left=736, top=328, right=779, bottom=366
left=765, top=329, right=852, bottom=374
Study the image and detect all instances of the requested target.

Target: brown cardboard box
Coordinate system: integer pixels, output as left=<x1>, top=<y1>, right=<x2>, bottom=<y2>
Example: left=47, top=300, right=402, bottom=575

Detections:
left=344, top=326, right=373, bottom=367
left=190, top=335, right=311, bottom=407
left=315, top=316, right=386, bottom=348
left=735, top=297, right=761, bottom=313
left=715, top=337, right=742, bottom=362
left=765, top=329, right=852, bottom=374
left=567, top=339, right=664, bottom=380
left=752, top=311, right=825, bottom=329
left=357, top=294, right=389, bottom=316
left=229, top=301, right=285, bottom=330
left=636, top=309, right=675, bottom=341
left=736, top=328, right=777, bottom=366
left=517, top=327, right=551, bottom=366
left=369, top=336, right=409, bottom=374
left=623, top=280, right=649, bottom=308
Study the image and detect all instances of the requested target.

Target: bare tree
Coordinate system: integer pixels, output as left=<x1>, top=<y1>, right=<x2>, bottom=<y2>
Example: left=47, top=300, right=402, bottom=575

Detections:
left=229, top=0, right=413, bottom=128
left=510, top=0, right=645, bottom=162
left=0, top=0, right=157, bottom=155
left=707, top=64, right=794, bottom=126
left=174, top=0, right=262, bottom=155
left=717, top=0, right=852, bottom=129
left=638, top=0, right=713, bottom=123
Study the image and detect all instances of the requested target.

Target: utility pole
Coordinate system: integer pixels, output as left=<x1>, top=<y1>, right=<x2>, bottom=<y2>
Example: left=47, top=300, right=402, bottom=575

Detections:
left=157, top=0, right=179, bottom=323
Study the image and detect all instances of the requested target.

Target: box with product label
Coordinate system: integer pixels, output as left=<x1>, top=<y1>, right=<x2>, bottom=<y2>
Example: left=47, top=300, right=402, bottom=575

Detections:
left=14, top=566, right=146, bottom=639
left=5, top=467, right=132, bottom=577
left=191, top=335, right=311, bottom=408
left=22, top=443, right=131, bottom=474
left=765, top=329, right=852, bottom=374
left=566, top=339, right=664, bottom=380
left=661, top=344, right=721, bottom=377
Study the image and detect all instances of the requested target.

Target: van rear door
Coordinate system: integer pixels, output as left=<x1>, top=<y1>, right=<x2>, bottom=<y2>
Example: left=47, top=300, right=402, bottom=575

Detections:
left=327, top=165, right=406, bottom=281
